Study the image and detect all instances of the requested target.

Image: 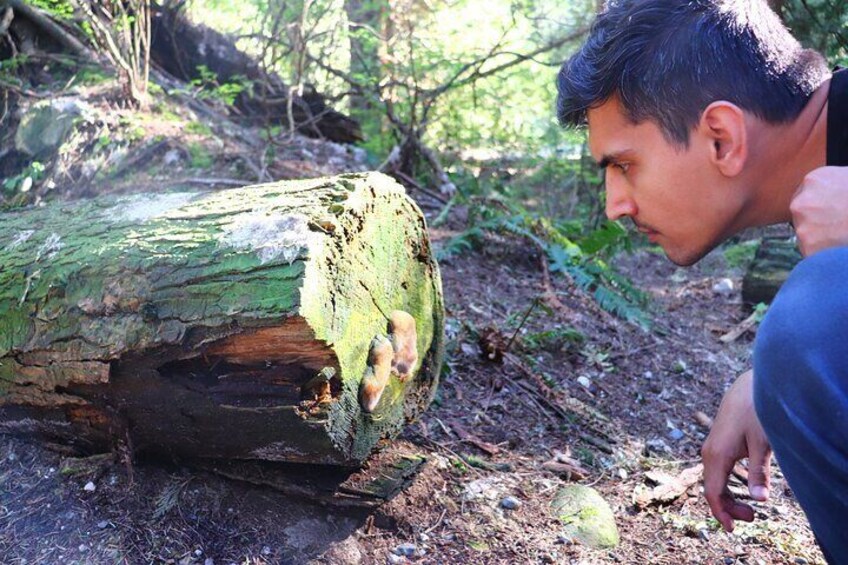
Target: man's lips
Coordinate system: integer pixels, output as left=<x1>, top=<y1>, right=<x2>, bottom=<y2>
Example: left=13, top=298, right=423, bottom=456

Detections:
left=634, top=223, right=660, bottom=241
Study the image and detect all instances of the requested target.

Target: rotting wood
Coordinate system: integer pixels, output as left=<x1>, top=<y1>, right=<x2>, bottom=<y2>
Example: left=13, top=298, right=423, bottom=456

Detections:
left=0, top=172, right=444, bottom=465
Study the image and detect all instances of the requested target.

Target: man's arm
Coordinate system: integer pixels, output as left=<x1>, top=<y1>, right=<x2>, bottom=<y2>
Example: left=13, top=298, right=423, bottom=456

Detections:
left=702, top=370, right=772, bottom=531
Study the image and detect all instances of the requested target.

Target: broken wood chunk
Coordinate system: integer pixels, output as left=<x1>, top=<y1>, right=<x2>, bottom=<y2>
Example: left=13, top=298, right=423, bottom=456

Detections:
left=634, top=464, right=703, bottom=508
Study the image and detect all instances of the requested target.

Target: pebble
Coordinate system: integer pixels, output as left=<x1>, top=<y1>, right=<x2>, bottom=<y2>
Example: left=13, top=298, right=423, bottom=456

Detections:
left=387, top=554, right=405, bottom=565
left=393, top=543, right=417, bottom=557
left=261, top=546, right=272, bottom=555
left=501, top=496, right=522, bottom=510
left=617, top=468, right=628, bottom=480
left=698, top=529, right=710, bottom=542
left=577, top=376, right=592, bottom=389
left=78, top=544, right=88, bottom=553
left=97, top=521, right=109, bottom=529
left=83, top=482, right=96, bottom=492
left=7, top=452, right=16, bottom=462
left=668, top=428, right=685, bottom=441
left=713, top=278, right=735, bottom=295
left=418, top=533, right=430, bottom=542
left=204, top=559, right=214, bottom=565
left=794, top=559, right=808, bottom=565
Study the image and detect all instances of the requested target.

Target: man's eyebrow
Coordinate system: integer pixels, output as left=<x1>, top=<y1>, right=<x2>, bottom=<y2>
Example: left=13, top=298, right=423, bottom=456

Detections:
left=596, top=151, right=630, bottom=169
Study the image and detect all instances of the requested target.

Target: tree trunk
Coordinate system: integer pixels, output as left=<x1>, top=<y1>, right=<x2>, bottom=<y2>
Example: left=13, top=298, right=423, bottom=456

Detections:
left=742, top=236, right=802, bottom=308
left=0, top=172, right=444, bottom=466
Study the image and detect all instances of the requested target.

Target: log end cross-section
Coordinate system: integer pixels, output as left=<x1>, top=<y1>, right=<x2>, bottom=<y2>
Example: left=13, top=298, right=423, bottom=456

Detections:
left=0, top=172, right=444, bottom=465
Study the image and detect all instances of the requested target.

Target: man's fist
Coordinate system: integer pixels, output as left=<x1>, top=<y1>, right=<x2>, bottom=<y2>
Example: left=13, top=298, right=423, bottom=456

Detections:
left=790, top=167, right=848, bottom=257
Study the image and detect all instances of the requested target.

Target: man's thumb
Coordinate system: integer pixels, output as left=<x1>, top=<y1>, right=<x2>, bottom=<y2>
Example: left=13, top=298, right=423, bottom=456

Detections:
left=747, top=449, right=772, bottom=502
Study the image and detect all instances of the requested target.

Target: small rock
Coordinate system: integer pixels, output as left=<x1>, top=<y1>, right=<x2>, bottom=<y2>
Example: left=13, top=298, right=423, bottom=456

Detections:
left=501, top=496, right=522, bottom=510
left=617, top=468, right=628, bottom=480
left=7, top=452, right=16, bottom=461
left=78, top=544, right=88, bottom=553
left=698, top=529, right=710, bottom=542
left=195, top=549, right=203, bottom=556
left=668, top=428, right=685, bottom=441
left=387, top=554, right=405, bottom=565
left=97, top=521, right=109, bottom=529
left=555, top=534, right=573, bottom=545
left=418, top=532, right=430, bottom=542
left=672, top=360, right=688, bottom=374
left=261, top=546, right=271, bottom=555
left=551, top=484, right=619, bottom=548
left=724, top=558, right=735, bottom=565
left=163, top=149, right=182, bottom=166
left=643, top=370, right=654, bottom=379
left=83, top=481, right=96, bottom=492
left=713, top=278, right=735, bottom=295
left=204, top=559, right=214, bottom=565
left=577, top=375, right=592, bottom=389
left=645, top=438, right=671, bottom=455
left=393, top=543, right=417, bottom=557
left=794, top=559, right=808, bottom=565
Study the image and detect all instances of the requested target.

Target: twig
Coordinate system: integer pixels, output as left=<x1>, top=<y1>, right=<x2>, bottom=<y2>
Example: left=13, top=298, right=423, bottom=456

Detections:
left=504, top=298, right=538, bottom=353
left=391, top=170, right=449, bottom=204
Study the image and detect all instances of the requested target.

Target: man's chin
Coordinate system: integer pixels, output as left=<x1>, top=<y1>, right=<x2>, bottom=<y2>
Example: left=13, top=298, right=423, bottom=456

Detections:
left=661, top=245, right=709, bottom=267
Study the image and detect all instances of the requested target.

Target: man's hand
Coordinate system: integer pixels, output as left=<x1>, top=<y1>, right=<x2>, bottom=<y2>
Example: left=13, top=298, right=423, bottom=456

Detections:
left=701, top=370, right=772, bottom=532
left=791, top=166, right=848, bottom=257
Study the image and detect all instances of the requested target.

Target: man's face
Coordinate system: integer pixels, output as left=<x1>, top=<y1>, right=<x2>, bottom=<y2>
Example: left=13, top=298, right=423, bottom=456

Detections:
left=587, top=97, right=747, bottom=266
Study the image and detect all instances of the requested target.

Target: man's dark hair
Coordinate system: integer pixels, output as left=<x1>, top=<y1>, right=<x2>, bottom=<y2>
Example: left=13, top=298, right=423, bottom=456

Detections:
left=557, top=0, right=829, bottom=145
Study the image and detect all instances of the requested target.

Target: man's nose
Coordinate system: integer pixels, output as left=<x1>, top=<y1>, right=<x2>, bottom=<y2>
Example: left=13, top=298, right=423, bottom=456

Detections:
left=605, top=178, right=638, bottom=220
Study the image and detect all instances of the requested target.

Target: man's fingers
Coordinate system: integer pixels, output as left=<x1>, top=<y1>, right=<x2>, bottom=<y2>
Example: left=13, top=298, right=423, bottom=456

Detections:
left=747, top=448, right=772, bottom=502
left=702, top=446, right=736, bottom=528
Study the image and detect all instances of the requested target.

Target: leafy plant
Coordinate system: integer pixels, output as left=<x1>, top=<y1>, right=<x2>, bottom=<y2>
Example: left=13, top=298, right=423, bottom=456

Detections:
left=2, top=162, right=46, bottom=195
left=521, top=326, right=585, bottom=352
left=188, top=65, right=249, bottom=106
left=187, top=142, right=213, bottom=169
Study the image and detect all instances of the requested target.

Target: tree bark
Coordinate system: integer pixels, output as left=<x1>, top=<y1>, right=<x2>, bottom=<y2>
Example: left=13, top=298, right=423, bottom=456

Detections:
left=0, top=172, right=444, bottom=466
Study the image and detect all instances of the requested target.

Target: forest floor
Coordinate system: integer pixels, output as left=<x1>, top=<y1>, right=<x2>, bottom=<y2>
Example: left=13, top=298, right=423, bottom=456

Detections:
left=0, top=85, right=824, bottom=564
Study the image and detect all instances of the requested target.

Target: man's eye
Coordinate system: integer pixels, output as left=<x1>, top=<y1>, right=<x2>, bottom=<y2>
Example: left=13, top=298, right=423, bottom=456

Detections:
left=611, top=163, right=630, bottom=174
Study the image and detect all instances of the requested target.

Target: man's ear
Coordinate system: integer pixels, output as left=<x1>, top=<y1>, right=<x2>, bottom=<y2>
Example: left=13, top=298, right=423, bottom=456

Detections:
left=699, top=101, right=747, bottom=177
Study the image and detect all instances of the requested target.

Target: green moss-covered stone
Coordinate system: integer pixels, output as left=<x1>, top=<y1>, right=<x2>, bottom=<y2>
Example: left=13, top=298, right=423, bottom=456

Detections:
left=15, top=98, right=88, bottom=158
left=552, top=484, right=619, bottom=548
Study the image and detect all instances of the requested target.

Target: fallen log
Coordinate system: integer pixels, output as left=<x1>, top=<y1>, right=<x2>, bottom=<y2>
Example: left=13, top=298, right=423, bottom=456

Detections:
left=0, top=172, right=444, bottom=465
left=150, top=4, right=363, bottom=144
left=742, top=237, right=802, bottom=307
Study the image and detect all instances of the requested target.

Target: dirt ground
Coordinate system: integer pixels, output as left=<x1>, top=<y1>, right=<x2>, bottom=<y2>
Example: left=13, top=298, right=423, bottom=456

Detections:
left=0, top=209, right=824, bottom=564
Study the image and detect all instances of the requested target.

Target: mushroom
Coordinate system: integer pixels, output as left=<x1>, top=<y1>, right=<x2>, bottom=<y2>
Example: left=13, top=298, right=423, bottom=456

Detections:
left=388, top=310, right=418, bottom=381
left=359, top=335, right=394, bottom=413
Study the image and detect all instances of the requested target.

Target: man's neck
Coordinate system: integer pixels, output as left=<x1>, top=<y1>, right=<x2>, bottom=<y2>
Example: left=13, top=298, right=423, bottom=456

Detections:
left=744, top=77, right=830, bottom=227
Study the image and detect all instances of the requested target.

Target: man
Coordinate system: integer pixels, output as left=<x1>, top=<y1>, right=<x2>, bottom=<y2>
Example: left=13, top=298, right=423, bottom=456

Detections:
left=556, top=0, right=848, bottom=561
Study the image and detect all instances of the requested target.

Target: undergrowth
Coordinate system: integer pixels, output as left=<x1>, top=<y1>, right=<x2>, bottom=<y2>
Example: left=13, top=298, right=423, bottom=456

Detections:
left=436, top=188, right=651, bottom=329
